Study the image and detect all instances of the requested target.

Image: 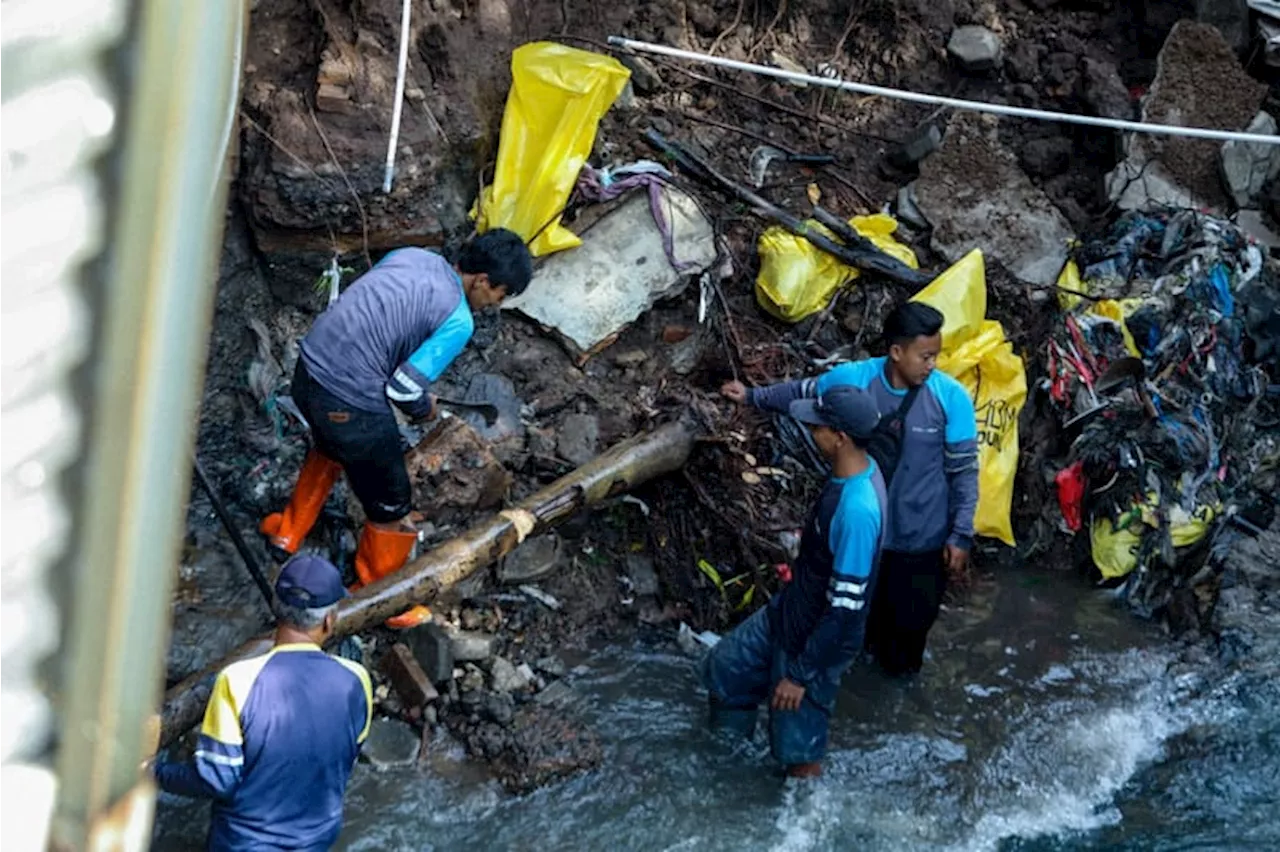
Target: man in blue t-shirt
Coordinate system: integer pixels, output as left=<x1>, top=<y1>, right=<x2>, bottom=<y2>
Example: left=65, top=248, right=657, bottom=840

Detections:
left=703, top=385, right=887, bottom=778
left=154, top=555, right=372, bottom=850
left=259, top=230, right=531, bottom=628
left=721, top=302, right=979, bottom=675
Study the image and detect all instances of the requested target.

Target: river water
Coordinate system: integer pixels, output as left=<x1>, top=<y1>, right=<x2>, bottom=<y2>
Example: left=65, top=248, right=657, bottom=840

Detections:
left=152, top=568, right=1280, bottom=851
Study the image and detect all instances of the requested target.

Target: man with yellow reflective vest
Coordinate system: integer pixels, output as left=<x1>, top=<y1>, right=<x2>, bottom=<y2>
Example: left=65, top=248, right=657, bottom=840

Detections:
left=153, top=555, right=372, bottom=850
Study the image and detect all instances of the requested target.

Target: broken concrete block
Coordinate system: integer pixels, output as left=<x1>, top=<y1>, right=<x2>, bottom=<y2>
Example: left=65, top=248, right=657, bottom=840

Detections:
left=362, top=718, right=420, bottom=769
left=450, top=630, right=497, bottom=663
left=915, top=114, right=1074, bottom=287
left=489, top=656, right=533, bottom=694
left=499, top=532, right=565, bottom=585
left=403, top=622, right=454, bottom=684
left=504, top=185, right=716, bottom=360
left=380, top=642, right=439, bottom=708
left=1105, top=21, right=1267, bottom=213
left=1237, top=209, right=1280, bottom=249
left=1221, top=112, right=1280, bottom=208
left=947, top=26, right=1002, bottom=73
left=557, top=413, right=599, bottom=466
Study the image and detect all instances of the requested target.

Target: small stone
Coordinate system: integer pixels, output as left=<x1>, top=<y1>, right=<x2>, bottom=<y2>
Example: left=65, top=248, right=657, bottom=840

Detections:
left=888, top=123, right=943, bottom=170
left=533, top=680, right=577, bottom=708
left=516, top=663, right=536, bottom=685
left=499, top=532, right=565, bottom=585
left=460, top=608, right=482, bottom=631
left=558, top=414, right=599, bottom=466
left=451, top=631, right=497, bottom=663
left=460, top=664, right=485, bottom=694
left=362, top=718, right=420, bottom=769
left=490, top=656, right=533, bottom=693
left=403, top=622, right=455, bottom=684
left=482, top=690, right=517, bottom=726
left=668, top=333, right=704, bottom=376
left=613, top=349, right=649, bottom=368
left=380, top=643, right=439, bottom=708
left=625, top=553, right=660, bottom=598
left=618, top=54, right=664, bottom=95
left=527, top=426, right=557, bottom=458
left=947, top=26, right=1003, bottom=73
left=896, top=183, right=929, bottom=230
left=534, top=655, right=567, bottom=678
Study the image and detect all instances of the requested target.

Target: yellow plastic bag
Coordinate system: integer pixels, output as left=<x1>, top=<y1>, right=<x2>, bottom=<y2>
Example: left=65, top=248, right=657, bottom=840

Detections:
left=754, top=214, right=917, bottom=322
left=912, top=250, right=1025, bottom=546
left=1056, top=260, right=1087, bottom=311
left=1089, top=500, right=1217, bottom=579
left=474, top=43, right=630, bottom=257
left=1085, top=298, right=1144, bottom=357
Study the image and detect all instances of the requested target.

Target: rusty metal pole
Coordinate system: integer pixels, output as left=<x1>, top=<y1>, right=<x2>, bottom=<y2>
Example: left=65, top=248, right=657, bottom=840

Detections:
left=160, top=420, right=698, bottom=746
left=46, top=1, right=249, bottom=848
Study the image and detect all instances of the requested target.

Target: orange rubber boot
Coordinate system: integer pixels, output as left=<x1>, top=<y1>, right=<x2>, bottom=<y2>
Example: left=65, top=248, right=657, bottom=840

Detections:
left=259, top=450, right=342, bottom=558
left=353, top=523, right=431, bottom=629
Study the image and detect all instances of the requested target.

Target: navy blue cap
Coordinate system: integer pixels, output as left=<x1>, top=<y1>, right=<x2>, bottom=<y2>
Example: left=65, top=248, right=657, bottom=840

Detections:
left=789, top=385, right=881, bottom=439
left=275, top=554, right=348, bottom=609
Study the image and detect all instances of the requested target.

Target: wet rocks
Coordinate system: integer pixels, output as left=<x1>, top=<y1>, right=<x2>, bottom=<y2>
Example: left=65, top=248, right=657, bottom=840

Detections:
left=947, top=26, right=1002, bottom=73
left=1221, top=112, right=1280, bottom=208
left=488, top=704, right=604, bottom=794
left=915, top=114, right=1074, bottom=287
left=499, top=532, right=565, bottom=585
left=489, top=656, right=533, bottom=694
left=403, top=622, right=454, bottom=684
left=558, top=413, right=600, bottom=466
left=450, top=630, right=497, bottom=663
left=362, top=718, right=421, bottom=769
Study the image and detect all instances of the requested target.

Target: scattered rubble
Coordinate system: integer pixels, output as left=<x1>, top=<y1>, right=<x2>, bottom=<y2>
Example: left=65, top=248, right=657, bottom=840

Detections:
left=1221, top=112, right=1280, bottom=209
left=362, top=718, right=421, bottom=770
left=1106, top=21, right=1269, bottom=213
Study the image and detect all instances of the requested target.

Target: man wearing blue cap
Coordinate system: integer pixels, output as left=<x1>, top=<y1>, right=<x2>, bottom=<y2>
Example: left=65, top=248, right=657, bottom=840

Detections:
left=703, top=385, right=887, bottom=778
left=154, top=555, right=372, bottom=850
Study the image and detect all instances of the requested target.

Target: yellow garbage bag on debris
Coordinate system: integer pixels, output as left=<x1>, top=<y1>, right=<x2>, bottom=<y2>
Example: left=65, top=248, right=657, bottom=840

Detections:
left=911, top=250, right=1026, bottom=546
left=1089, top=499, right=1218, bottom=579
left=473, top=43, right=630, bottom=257
left=754, top=214, right=918, bottom=322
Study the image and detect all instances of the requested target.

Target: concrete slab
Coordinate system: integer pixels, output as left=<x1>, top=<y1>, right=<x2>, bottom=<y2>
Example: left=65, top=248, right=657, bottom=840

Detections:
left=504, top=185, right=717, bottom=360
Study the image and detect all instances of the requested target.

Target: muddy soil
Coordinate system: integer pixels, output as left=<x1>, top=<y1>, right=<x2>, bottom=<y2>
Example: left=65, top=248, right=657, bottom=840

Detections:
left=172, top=0, right=1278, bottom=791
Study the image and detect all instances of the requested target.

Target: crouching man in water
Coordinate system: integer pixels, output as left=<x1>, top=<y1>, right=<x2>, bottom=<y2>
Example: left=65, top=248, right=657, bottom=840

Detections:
left=703, top=385, right=886, bottom=778
left=153, top=556, right=372, bottom=851
left=260, top=230, right=532, bottom=628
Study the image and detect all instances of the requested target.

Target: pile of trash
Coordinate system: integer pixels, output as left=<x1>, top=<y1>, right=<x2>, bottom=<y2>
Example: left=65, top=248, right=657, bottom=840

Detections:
left=1047, top=209, right=1280, bottom=620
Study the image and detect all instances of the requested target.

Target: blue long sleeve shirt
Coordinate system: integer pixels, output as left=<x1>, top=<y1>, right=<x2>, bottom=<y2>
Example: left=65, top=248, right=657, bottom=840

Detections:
left=155, top=643, right=372, bottom=851
left=748, top=357, right=979, bottom=553
left=770, top=461, right=887, bottom=687
left=301, top=248, right=474, bottom=419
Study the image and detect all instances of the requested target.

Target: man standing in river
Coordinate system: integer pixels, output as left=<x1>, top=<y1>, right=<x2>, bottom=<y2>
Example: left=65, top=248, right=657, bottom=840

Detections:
left=722, top=301, right=978, bottom=675
left=259, top=230, right=532, bottom=628
left=153, top=555, right=372, bottom=850
left=703, top=385, right=887, bottom=777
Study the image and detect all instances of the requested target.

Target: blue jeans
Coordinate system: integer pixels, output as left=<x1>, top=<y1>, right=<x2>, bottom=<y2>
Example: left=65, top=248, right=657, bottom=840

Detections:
left=701, top=606, right=851, bottom=766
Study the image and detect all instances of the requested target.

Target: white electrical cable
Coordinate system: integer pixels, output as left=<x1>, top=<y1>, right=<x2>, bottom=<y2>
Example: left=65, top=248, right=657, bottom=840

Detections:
left=607, top=36, right=1280, bottom=146
left=383, top=0, right=412, bottom=193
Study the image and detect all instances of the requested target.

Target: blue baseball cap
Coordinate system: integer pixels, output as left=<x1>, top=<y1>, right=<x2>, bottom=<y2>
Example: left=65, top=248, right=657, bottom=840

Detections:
left=275, top=554, right=348, bottom=609
left=789, top=385, right=881, bottom=439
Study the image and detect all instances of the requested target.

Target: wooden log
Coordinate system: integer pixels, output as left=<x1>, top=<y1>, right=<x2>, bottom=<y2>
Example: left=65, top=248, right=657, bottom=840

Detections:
left=159, top=420, right=698, bottom=746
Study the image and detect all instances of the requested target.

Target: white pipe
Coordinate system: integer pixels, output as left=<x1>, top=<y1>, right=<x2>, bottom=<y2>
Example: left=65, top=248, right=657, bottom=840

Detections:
left=608, top=36, right=1280, bottom=146
left=383, top=0, right=412, bottom=193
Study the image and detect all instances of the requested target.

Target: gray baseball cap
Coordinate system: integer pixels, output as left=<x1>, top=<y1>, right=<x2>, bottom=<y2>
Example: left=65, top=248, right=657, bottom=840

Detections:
left=789, top=385, right=881, bottom=439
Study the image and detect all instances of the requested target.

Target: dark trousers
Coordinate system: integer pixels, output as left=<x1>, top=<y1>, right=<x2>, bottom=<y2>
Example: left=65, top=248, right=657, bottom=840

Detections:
left=292, top=359, right=412, bottom=523
left=864, top=548, right=946, bottom=675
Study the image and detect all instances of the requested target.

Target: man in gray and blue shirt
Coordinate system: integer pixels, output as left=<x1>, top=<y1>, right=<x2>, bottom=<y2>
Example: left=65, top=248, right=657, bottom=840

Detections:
left=260, top=230, right=531, bottom=629
left=722, top=302, right=978, bottom=674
